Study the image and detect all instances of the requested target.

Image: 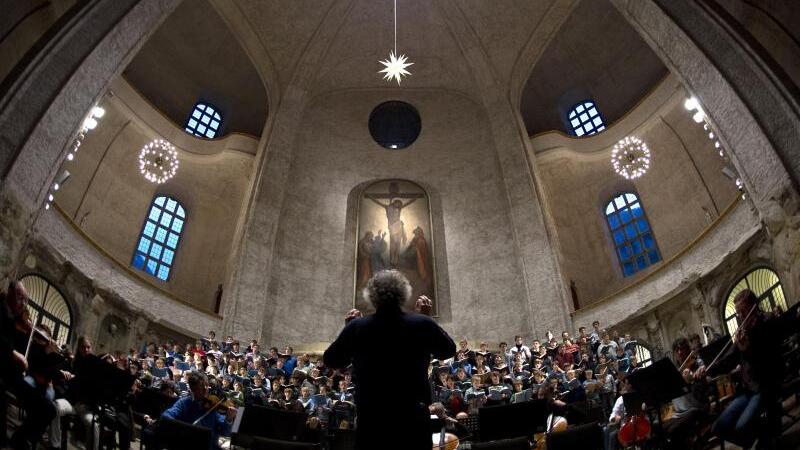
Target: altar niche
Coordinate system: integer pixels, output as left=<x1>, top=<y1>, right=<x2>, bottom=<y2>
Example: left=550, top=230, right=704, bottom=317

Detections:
left=355, top=180, right=437, bottom=314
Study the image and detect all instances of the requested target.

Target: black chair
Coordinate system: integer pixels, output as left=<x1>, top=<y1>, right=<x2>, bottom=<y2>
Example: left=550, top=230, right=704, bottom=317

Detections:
left=249, top=436, right=323, bottom=450
left=470, top=436, right=530, bottom=450
left=152, top=418, right=213, bottom=450
left=545, top=422, right=603, bottom=450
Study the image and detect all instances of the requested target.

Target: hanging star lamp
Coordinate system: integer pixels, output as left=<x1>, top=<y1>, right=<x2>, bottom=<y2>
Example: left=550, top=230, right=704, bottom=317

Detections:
left=379, top=0, right=413, bottom=85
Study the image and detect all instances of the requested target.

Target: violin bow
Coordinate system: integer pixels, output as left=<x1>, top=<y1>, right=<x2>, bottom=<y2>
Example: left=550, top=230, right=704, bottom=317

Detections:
left=705, top=301, right=760, bottom=373
left=192, top=395, right=227, bottom=426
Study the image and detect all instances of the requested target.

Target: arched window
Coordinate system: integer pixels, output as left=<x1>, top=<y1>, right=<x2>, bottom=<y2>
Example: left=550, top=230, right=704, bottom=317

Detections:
left=19, top=274, right=73, bottom=347
left=132, top=195, right=186, bottom=281
left=723, top=268, right=787, bottom=336
left=185, top=102, right=222, bottom=138
left=634, top=343, right=653, bottom=368
left=605, top=193, right=661, bottom=277
left=567, top=100, right=605, bottom=137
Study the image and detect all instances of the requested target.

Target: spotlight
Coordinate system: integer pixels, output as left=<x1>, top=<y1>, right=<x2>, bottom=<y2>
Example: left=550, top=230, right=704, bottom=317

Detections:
left=83, top=117, right=98, bottom=130
left=55, top=170, right=71, bottom=186
left=692, top=110, right=705, bottom=123
left=684, top=97, right=699, bottom=111
left=48, top=194, right=54, bottom=202
left=91, top=106, right=105, bottom=118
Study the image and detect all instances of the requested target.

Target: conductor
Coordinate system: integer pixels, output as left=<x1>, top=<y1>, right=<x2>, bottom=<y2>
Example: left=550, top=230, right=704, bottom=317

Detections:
left=324, top=270, right=455, bottom=449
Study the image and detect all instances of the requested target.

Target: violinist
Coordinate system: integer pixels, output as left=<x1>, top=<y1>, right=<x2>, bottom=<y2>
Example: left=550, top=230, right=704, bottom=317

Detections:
left=661, top=337, right=708, bottom=450
left=160, top=371, right=237, bottom=450
left=0, top=280, right=56, bottom=450
left=699, top=289, right=783, bottom=449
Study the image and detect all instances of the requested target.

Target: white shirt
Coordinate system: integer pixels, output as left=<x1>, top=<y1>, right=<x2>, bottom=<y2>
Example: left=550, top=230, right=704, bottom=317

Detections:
left=609, top=395, right=625, bottom=423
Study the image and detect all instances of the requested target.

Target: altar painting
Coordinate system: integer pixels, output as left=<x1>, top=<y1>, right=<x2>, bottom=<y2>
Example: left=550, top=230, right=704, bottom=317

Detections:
left=355, top=180, right=436, bottom=313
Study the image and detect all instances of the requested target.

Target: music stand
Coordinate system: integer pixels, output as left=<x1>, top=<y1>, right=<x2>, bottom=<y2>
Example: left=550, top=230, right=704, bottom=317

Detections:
left=545, top=422, right=603, bottom=450
left=478, top=398, right=548, bottom=442
left=626, top=358, right=687, bottom=408
left=231, top=404, right=308, bottom=448
left=154, top=418, right=213, bottom=450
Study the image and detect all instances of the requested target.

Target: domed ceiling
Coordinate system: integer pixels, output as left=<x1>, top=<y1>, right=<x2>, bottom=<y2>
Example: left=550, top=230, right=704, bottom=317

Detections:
left=123, top=0, right=667, bottom=139
left=123, top=0, right=268, bottom=137
left=520, top=0, right=668, bottom=136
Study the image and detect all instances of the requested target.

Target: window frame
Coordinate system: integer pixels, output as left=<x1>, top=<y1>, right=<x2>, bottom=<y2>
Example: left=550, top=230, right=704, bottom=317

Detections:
left=603, top=192, right=662, bottom=277
left=184, top=102, right=222, bottom=139
left=19, top=274, right=73, bottom=347
left=566, top=99, right=606, bottom=137
left=721, top=267, right=786, bottom=336
left=131, top=195, right=187, bottom=282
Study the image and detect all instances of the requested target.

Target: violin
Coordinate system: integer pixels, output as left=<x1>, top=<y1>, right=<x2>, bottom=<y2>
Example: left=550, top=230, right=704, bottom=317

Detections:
left=193, top=393, right=236, bottom=426
left=431, top=431, right=459, bottom=450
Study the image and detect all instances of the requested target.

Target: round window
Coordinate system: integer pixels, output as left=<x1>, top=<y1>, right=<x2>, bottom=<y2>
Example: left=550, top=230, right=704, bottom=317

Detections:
left=368, top=101, right=421, bottom=150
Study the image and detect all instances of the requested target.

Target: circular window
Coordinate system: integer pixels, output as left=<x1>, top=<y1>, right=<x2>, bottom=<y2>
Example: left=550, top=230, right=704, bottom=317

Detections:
left=368, top=101, right=421, bottom=149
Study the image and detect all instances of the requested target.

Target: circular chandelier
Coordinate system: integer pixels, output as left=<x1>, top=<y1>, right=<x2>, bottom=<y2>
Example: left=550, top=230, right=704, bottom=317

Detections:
left=139, top=139, right=179, bottom=184
left=611, top=136, right=651, bottom=180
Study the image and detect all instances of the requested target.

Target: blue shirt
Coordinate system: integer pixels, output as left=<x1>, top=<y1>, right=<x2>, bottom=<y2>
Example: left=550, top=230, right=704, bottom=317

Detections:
left=161, top=395, right=231, bottom=449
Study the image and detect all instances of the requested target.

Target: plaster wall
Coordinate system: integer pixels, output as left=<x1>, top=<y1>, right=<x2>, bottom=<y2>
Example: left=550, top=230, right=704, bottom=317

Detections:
left=51, top=78, right=256, bottom=312
left=534, top=77, right=740, bottom=306
left=260, top=89, right=531, bottom=346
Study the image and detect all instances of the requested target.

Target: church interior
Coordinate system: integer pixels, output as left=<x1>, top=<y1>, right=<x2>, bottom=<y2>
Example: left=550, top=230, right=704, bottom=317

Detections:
left=1, top=0, right=800, bottom=449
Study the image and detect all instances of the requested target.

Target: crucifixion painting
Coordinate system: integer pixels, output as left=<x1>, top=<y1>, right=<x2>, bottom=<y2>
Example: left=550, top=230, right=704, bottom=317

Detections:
left=355, top=180, right=436, bottom=313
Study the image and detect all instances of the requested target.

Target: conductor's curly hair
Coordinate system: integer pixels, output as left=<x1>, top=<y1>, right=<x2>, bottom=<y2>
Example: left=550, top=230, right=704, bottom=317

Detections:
left=363, top=270, right=412, bottom=310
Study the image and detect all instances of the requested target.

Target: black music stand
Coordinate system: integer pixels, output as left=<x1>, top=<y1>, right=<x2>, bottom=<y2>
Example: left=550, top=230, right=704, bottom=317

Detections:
left=627, top=358, right=687, bottom=408
left=626, top=358, right=688, bottom=449
left=153, top=418, right=213, bottom=450
left=478, top=398, right=548, bottom=442
left=231, top=404, right=308, bottom=448
left=545, top=421, right=603, bottom=450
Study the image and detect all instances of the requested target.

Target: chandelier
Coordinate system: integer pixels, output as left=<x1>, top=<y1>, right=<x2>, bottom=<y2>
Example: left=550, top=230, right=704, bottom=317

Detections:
left=139, top=139, right=179, bottom=184
left=378, top=0, right=413, bottom=85
left=611, top=136, right=650, bottom=180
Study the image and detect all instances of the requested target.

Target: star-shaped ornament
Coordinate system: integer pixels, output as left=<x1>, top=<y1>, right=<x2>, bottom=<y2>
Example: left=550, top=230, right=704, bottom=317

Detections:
left=378, top=50, right=413, bottom=85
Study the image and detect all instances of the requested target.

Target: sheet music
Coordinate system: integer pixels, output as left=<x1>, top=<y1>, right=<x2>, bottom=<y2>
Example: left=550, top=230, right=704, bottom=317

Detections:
left=231, top=406, right=244, bottom=433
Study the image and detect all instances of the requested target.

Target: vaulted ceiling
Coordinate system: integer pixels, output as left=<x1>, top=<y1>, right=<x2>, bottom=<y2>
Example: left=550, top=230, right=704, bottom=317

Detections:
left=123, top=0, right=268, bottom=137
left=123, top=0, right=667, bottom=139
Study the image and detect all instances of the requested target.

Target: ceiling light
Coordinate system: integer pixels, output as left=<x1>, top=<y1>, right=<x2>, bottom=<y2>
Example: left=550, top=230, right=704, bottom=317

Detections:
left=91, top=106, right=105, bottom=118
left=684, top=97, right=699, bottom=111
left=692, top=110, right=705, bottom=123
left=611, top=136, right=651, bottom=180
left=82, top=117, right=98, bottom=130
left=139, top=139, right=179, bottom=184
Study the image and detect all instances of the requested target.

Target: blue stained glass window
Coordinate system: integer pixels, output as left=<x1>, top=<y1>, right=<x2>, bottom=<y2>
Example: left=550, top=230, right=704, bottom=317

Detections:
left=567, top=100, right=606, bottom=137
left=155, top=228, right=167, bottom=243
left=605, top=192, right=661, bottom=277
left=185, top=102, right=222, bottom=139
left=143, top=222, right=156, bottom=237
left=132, top=195, right=186, bottom=281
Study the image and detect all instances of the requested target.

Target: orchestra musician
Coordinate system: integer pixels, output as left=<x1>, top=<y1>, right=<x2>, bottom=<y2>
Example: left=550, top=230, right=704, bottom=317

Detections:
left=324, top=270, right=456, bottom=450
left=662, top=337, right=709, bottom=450
left=0, top=280, right=56, bottom=450
left=698, top=289, right=785, bottom=449
left=159, top=371, right=237, bottom=450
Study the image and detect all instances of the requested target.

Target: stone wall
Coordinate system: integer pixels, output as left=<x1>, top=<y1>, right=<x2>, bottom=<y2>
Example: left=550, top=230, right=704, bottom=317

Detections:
left=0, top=0, right=77, bottom=85
left=256, top=89, right=532, bottom=345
